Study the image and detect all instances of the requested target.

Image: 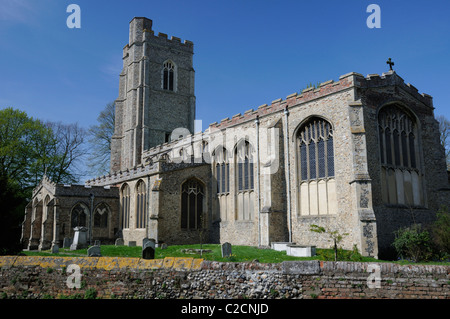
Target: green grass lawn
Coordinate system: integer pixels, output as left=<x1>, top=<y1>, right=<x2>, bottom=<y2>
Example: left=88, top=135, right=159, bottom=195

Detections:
left=22, top=244, right=382, bottom=263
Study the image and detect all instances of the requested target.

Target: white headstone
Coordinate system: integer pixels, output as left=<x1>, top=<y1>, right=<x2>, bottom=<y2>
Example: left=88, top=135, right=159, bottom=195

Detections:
left=70, top=227, right=88, bottom=250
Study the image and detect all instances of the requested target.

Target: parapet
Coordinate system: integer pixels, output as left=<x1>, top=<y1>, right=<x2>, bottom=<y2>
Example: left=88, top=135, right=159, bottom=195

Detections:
left=208, top=70, right=433, bottom=131
left=208, top=71, right=360, bottom=130
left=128, top=16, right=193, bottom=51
left=355, top=70, right=433, bottom=108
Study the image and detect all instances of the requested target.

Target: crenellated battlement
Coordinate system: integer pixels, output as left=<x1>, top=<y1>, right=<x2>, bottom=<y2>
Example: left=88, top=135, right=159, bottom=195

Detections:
left=127, top=17, right=193, bottom=51
left=143, top=29, right=194, bottom=49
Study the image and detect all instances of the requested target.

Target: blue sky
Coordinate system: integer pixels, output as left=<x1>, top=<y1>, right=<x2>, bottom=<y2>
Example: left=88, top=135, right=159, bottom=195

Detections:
left=1, top=0, right=449, bottom=134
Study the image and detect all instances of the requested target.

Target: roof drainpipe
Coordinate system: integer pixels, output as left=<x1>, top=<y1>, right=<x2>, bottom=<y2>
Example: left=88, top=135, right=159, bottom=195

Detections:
left=255, top=115, right=261, bottom=247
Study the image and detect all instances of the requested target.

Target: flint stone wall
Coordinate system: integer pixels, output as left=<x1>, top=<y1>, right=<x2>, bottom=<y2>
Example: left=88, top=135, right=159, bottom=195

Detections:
left=0, top=256, right=448, bottom=299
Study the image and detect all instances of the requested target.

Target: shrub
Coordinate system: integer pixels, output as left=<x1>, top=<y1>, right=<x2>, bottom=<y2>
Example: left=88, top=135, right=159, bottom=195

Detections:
left=84, top=288, right=98, bottom=299
left=310, top=224, right=348, bottom=261
left=430, top=206, right=450, bottom=258
left=392, top=224, right=433, bottom=262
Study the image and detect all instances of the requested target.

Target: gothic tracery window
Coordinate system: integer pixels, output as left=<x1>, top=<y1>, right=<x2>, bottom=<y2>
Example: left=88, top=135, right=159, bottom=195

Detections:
left=235, top=140, right=255, bottom=220
left=298, top=118, right=334, bottom=181
left=121, top=184, right=130, bottom=229
left=94, top=203, right=109, bottom=228
left=236, top=140, right=254, bottom=192
left=297, top=117, right=337, bottom=216
left=378, top=105, right=422, bottom=206
left=181, top=179, right=204, bottom=230
left=163, top=61, right=175, bottom=91
left=136, top=180, right=147, bottom=229
left=71, top=203, right=88, bottom=228
left=215, top=147, right=230, bottom=194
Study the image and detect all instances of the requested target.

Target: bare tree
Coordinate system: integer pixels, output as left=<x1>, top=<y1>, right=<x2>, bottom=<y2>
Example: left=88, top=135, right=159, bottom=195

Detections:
left=437, top=115, right=450, bottom=170
left=87, top=102, right=115, bottom=176
left=43, top=121, right=88, bottom=184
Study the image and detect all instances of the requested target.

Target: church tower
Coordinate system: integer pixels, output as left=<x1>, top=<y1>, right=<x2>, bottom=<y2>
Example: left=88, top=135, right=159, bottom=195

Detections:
left=110, top=17, right=195, bottom=172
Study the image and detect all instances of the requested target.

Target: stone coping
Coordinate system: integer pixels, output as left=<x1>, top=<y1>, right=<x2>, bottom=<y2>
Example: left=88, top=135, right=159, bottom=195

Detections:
left=0, top=256, right=203, bottom=271
left=1, top=256, right=448, bottom=276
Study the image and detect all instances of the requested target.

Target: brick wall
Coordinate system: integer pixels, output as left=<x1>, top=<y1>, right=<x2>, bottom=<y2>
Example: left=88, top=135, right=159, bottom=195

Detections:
left=0, top=256, right=448, bottom=300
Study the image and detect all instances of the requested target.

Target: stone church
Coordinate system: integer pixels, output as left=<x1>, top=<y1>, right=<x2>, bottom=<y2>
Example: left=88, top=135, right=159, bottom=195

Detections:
left=21, top=17, right=449, bottom=259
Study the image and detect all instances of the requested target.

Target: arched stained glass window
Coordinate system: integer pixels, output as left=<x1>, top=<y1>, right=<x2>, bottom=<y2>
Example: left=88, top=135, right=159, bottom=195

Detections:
left=298, top=118, right=334, bottom=182
left=378, top=105, right=422, bottom=205
left=297, top=117, right=337, bottom=216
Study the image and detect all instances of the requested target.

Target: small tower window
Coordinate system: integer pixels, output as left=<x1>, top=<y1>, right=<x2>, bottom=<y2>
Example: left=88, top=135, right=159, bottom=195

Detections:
left=163, top=61, right=175, bottom=91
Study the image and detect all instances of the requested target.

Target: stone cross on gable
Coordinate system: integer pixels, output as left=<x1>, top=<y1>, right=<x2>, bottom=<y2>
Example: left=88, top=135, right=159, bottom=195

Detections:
left=386, top=58, right=394, bottom=70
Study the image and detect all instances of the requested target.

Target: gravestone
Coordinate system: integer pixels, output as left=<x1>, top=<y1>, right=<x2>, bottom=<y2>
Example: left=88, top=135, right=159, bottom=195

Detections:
left=142, top=237, right=150, bottom=247
left=160, top=243, right=168, bottom=250
left=286, top=245, right=316, bottom=257
left=128, top=241, right=136, bottom=247
left=271, top=242, right=295, bottom=252
left=115, top=238, right=124, bottom=246
left=87, top=245, right=102, bottom=257
left=221, top=242, right=232, bottom=258
left=94, top=240, right=101, bottom=246
left=63, top=237, right=72, bottom=248
left=142, top=238, right=156, bottom=260
left=51, top=244, right=59, bottom=254
left=70, top=227, right=88, bottom=250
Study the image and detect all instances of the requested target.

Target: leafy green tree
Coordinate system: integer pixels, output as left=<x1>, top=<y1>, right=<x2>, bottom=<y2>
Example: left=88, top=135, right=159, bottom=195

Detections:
left=0, top=108, right=54, bottom=189
left=310, top=224, right=349, bottom=261
left=0, top=176, right=27, bottom=255
left=0, top=108, right=87, bottom=189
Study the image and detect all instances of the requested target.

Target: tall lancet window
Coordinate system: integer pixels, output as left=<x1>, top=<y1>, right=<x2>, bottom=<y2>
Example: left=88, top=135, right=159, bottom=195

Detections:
left=213, top=146, right=230, bottom=222
left=235, top=140, right=255, bottom=220
left=121, top=184, right=130, bottom=229
left=181, top=179, right=204, bottom=230
left=163, top=61, right=175, bottom=91
left=378, top=105, right=423, bottom=206
left=297, top=117, right=337, bottom=216
left=215, top=147, right=230, bottom=194
left=135, top=180, right=147, bottom=229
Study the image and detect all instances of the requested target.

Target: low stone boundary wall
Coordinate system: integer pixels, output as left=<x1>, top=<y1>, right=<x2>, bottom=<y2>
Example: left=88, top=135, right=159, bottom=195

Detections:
left=0, top=256, right=448, bottom=299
